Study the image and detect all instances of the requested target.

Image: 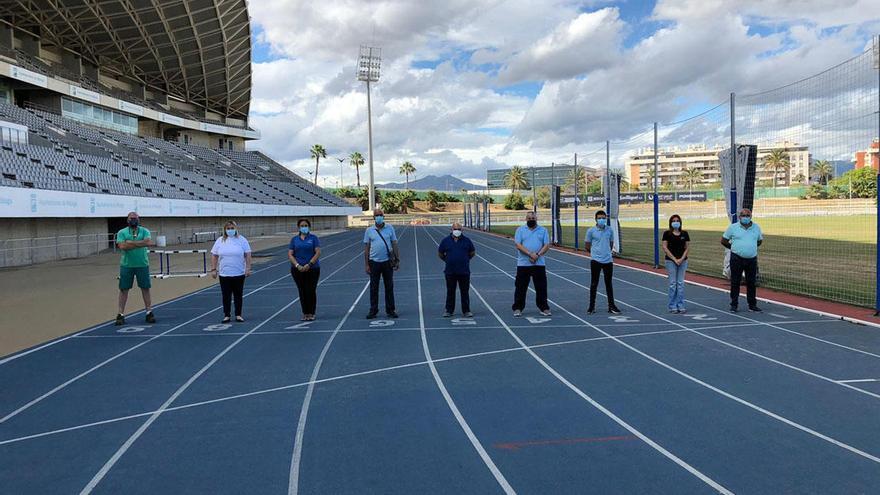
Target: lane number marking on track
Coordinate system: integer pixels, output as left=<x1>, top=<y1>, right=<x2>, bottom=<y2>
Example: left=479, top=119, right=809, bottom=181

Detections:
left=203, top=323, right=232, bottom=332
left=526, top=317, right=551, bottom=324
left=285, top=321, right=314, bottom=330
left=685, top=314, right=717, bottom=321
left=117, top=326, right=146, bottom=334
left=609, top=315, right=639, bottom=323
left=370, top=320, right=395, bottom=327
left=452, top=318, right=477, bottom=326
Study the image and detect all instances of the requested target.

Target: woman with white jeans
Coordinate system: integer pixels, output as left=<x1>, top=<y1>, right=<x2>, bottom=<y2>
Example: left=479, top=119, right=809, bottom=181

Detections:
left=661, top=215, right=690, bottom=313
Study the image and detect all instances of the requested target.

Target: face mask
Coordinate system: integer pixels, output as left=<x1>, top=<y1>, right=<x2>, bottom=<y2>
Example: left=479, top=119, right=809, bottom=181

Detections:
left=452, top=229, right=462, bottom=237
left=597, top=218, right=607, bottom=227
left=375, top=215, right=384, bottom=225
left=740, top=217, right=752, bottom=226
left=127, top=218, right=139, bottom=228
left=226, top=229, right=237, bottom=237
left=526, top=220, right=537, bottom=228
left=671, top=221, right=681, bottom=229
left=299, top=226, right=310, bottom=235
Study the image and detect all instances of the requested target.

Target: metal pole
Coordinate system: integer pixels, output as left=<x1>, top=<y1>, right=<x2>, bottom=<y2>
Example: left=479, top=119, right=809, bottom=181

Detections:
left=874, top=35, right=879, bottom=315
left=653, top=122, right=660, bottom=267
left=574, top=153, right=579, bottom=250
left=366, top=78, right=376, bottom=212
left=730, top=92, right=737, bottom=224
left=605, top=140, right=611, bottom=208
left=531, top=167, right=537, bottom=213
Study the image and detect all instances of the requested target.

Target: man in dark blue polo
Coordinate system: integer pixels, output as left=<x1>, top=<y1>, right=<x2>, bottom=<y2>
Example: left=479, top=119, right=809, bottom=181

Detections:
left=438, top=222, right=475, bottom=317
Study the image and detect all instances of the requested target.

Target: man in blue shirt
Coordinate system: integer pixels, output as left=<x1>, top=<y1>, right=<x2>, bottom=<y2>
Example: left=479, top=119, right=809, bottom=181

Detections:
left=438, top=222, right=475, bottom=317
left=363, top=208, right=399, bottom=319
left=585, top=210, right=621, bottom=314
left=512, top=211, right=551, bottom=317
left=721, top=207, right=763, bottom=312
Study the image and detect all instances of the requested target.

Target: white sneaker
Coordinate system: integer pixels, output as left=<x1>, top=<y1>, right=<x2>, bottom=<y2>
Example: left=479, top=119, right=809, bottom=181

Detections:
left=513, top=309, right=522, bottom=317
left=540, top=309, right=552, bottom=317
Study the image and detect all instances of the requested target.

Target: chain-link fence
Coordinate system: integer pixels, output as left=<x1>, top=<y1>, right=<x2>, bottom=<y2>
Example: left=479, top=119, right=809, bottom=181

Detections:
left=491, top=38, right=880, bottom=309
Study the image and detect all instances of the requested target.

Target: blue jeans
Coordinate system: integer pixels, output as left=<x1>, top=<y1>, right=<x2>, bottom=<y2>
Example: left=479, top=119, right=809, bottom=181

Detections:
left=665, top=259, right=688, bottom=310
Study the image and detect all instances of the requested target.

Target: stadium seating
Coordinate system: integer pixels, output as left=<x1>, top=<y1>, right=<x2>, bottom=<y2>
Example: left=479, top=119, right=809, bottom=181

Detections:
left=0, top=101, right=352, bottom=207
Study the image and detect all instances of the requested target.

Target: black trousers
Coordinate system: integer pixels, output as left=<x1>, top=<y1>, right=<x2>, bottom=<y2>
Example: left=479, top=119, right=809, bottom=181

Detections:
left=512, top=266, right=549, bottom=311
left=369, top=260, right=395, bottom=313
left=291, top=266, right=321, bottom=315
left=589, top=260, right=616, bottom=309
left=445, top=274, right=471, bottom=313
left=218, top=275, right=246, bottom=317
left=729, top=254, right=758, bottom=308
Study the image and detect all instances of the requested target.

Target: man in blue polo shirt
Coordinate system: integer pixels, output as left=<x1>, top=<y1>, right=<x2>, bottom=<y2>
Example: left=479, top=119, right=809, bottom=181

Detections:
left=438, top=222, right=475, bottom=317
left=721, top=207, right=763, bottom=312
left=585, top=210, right=621, bottom=315
left=512, top=211, right=551, bottom=317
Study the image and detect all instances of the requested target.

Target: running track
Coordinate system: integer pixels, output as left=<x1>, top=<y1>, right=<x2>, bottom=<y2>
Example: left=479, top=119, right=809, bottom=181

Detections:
left=2, top=225, right=880, bottom=494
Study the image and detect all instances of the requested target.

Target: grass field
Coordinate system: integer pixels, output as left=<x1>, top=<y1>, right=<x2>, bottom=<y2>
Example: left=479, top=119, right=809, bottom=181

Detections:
left=491, top=215, right=877, bottom=308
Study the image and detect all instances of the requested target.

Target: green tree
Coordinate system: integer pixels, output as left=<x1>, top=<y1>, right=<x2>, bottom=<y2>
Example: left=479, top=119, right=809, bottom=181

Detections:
left=534, top=186, right=551, bottom=208
left=383, top=189, right=416, bottom=214
left=564, top=167, right=587, bottom=193
left=349, top=152, right=365, bottom=187
left=504, top=166, right=530, bottom=193
left=425, top=190, right=443, bottom=211
left=764, top=149, right=791, bottom=188
left=829, top=168, right=877, bottom=199
left=504, top=193, right=526, bottom=210
left=793, top=173, right=806, bottom=184
left=355, top=187, right=381, bottom=211
left=310, top=144, right=327, bottom=185
left=680, top=167, right=703, bottom=192
left=399, top=161, right=416, bottom=189
left=810, top=159, right=834, bottom=185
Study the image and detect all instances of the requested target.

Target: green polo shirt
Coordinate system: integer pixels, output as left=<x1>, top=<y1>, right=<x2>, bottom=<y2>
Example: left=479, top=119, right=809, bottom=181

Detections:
left=116, top=226, right=151, bottom=267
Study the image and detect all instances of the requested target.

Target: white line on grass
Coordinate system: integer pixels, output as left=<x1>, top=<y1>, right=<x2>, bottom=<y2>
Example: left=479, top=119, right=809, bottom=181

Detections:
left=80, top=245, right=368, bottom=494
left=414, top=228, right=515, bottom=493
left=423, top=228, right=732, bottom=494
left=0, top=231, right=359, bottom=366
left=0, top=236, right=367, bottom=425
left=470, top=234, right=880, bottom=466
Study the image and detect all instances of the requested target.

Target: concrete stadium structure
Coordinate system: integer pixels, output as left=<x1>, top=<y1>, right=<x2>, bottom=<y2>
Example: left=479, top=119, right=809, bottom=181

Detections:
left=0, top=0, right=359, bottom=266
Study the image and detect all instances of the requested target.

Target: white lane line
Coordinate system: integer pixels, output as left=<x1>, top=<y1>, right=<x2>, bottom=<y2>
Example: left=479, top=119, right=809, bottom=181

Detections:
left=837, top=379, right=880, bottom=384
left=414, top=228, right=515, bottom=493
left=0, top=326, right=693, bottom=448
left=80, top=246, right=367, bottom=494
left=470, top=239, right=880, bottom=466
left=0, top=231, right=360, bottom=366
left=474, top=235, right=880, bottom=401
left=423, top=228, right=731, bottom=494
left=286, top=225, right=412, bottom=495
left=0, top=237, right=368, bottom=425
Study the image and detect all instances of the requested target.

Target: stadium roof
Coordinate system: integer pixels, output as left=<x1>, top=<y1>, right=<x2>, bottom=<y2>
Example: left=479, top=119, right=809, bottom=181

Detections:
left=0, top=0, right=251, bottom=119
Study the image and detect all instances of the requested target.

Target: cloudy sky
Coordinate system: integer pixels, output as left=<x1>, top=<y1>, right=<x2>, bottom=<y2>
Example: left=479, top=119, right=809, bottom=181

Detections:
left=245, top=0, right=879, bottom=187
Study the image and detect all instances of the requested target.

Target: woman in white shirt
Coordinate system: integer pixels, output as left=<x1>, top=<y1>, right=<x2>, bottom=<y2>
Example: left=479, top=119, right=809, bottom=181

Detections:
left=210, top=221, right=252, bottom=323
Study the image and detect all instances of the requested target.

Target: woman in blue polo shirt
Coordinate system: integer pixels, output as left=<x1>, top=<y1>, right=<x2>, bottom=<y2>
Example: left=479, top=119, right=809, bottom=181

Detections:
left=289, top=219, right=322, bottom=321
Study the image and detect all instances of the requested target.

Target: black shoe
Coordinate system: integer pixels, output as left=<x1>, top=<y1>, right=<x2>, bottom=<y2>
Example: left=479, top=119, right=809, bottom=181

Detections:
left=115, top=314, right=125, bottom=326
left=729, top=305, right=739, bottom=313
left=608, top=306, right=622, bottom=314
left=387, top=311, right=399, bottom=319
left=587, top=307, right=596, bottom=315
left=366, top=311, right=378, bottom=319
left=748, top=306, right=762, bottom=313
left=145, top=311, right=156, bottom=324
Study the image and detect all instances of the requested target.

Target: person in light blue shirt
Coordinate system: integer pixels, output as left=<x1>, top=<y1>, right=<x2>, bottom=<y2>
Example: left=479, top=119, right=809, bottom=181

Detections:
left=721, top=207, right=763, bottom=312
left=512, top=211, right=551, bottom=317
left=585, top=210, right=621, bottom=314
left=363, top=208, right=399, bottom=319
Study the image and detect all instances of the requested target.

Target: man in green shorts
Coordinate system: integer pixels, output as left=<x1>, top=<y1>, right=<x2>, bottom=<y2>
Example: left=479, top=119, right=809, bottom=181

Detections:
left=116, top=211, right=155, bottom=325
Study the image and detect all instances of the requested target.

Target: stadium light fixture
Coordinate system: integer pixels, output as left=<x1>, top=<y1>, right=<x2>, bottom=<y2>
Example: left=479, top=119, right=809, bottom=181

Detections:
left=358, top=45, right=382, bottom=211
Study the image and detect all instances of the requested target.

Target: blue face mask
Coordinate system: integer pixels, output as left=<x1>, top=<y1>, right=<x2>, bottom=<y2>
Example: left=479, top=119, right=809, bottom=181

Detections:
left=226, top=229, right=236, bottom=237
left=671, top=221, right=681, bottom=229
left=375, top=215, right=384, bottom=225
left=299, top=226, right=310, bottom=235
left=597, top=218, right=607, bottom=227
left=740, top=216, right=752, bottom=226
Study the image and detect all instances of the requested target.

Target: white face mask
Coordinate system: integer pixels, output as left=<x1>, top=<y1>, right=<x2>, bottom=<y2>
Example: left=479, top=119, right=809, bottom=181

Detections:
left=452, top=230, right=462, bottom=237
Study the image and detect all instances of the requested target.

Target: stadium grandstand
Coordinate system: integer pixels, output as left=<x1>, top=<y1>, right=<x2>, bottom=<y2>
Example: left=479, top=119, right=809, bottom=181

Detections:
left=0, top=0, right=359, bottom=266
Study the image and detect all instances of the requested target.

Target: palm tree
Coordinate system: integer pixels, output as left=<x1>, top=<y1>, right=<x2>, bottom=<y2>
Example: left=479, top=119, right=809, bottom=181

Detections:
left=310, top=144, right=327, bottom=185
left=563, top=167, right=586, bottom=194
left=399, top=161, right=416, bottom=189
left=680, top=167, right=704, bottom=192
left=504, top=166, right=529, bottom=193
left=811, top=159, right=833, bottom=185
left=646, top=168, right=657, bottom=189
left=349, top=152, right=364, bottom=187
left=764, top=149, right=790, bottom=188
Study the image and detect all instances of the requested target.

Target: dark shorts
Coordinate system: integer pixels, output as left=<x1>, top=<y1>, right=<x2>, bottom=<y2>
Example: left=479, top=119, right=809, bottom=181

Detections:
left=119, top=266, right=152, bottom=290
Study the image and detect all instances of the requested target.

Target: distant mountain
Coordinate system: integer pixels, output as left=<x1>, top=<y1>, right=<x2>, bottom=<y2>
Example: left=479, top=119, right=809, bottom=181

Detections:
left=379, top=174, right=475, bottom=191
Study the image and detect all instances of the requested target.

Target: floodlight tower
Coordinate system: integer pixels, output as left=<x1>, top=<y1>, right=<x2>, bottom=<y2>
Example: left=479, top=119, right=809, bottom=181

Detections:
left=358, top=45, right=382, bottom=211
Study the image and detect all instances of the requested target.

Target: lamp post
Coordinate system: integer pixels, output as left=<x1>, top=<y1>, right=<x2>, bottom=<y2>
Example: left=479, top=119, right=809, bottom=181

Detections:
left=336, top=157, right=345, bottom=189
left=357, top=45, right=382, bottom=211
